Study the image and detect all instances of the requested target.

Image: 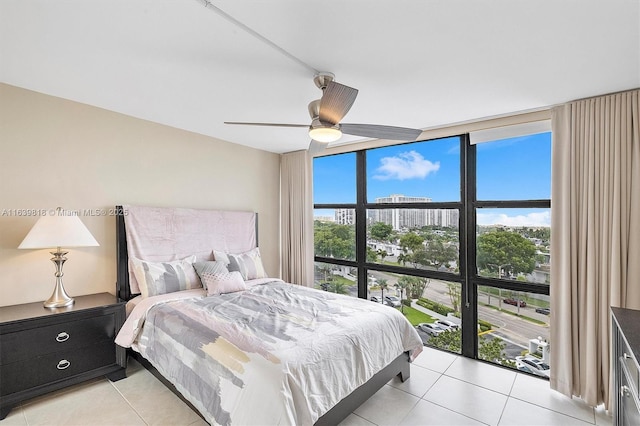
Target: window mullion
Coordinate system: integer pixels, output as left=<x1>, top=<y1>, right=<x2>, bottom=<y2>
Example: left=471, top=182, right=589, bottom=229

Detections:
left=356, top=151, right=368, bottom=299
left=462, top=134, right=478, bottom=359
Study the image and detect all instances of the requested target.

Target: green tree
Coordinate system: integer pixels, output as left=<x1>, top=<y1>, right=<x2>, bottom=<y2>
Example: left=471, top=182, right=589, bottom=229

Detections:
left=314, top=221, right=356, bottom=260
left=415, top=277, right=429, bottom=299
left=366, top=246, right=379, bottom=262
left=399, top=232, right=424, bottom=252
left=407, top=248, right=429, bottom=268
left=424, top=239, right=458, bottom=270
left=477, top=231, right=536, bottom=276
left=478, top=335, right=513, bottom=366
left=377, top=248, right=388, bottom=263
left=398, top=232, right=426, bottom=268
left=315, top=263, right=333, bottom=283
left=379, top=279, right=389, bottom=303
left=395, top=278, right=411, bottom=313
left=446, top=283, right=461, bottom=313
left=370, top=222, right=393, bottom=242
left=428, top=329, right=461, bottom=353
left=328, top=281, right=350, bottom=295
left=428, top=330, right=513, bottom=367
left=397, top=275, right=428, bottom=299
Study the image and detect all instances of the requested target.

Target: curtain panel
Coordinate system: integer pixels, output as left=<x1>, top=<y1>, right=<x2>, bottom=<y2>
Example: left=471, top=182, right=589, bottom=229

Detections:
left=280, top=150, right=314, bottom=286
left=551, top=89, right=640, bottom=409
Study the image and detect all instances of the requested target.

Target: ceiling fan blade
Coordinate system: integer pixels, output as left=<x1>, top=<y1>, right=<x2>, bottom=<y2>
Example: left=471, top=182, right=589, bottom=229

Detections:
left=224, top=121, right=308, bottom=128
left=318, top=81, right=358, bottom=125
left=308, top=139, right=329, bottom=154
left=340, top=123, right=423, bottom=141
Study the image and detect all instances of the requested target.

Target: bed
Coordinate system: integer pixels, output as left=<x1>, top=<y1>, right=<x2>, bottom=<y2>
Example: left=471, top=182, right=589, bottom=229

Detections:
left=114, top=205, right=423, bottom=426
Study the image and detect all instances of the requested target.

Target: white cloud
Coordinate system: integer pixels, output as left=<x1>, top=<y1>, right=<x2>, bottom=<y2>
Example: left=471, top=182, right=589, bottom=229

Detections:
left=373, top=151, right=440, bottom=181
left=477, top=211, right=550, bottom=227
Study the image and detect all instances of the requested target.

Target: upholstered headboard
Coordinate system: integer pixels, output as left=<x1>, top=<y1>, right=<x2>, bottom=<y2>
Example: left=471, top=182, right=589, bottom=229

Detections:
left=115, top=205, right=258, bottom=301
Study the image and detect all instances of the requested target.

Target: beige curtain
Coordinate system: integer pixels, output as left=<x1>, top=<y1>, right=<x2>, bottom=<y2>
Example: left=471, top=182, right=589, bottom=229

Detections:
left=550, top=89, right=640, bottom=409
left=280, top=150, right=314, bottom=286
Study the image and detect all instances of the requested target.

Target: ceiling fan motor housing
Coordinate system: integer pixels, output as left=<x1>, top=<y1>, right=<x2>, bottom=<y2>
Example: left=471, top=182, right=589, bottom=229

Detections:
left=313, top=72, right=335, bottom=90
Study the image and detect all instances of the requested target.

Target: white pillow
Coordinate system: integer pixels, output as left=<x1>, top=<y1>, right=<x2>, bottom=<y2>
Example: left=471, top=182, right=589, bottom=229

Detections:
left=130, top=255, right=201, bottom=298
left=206, top=270, right=246, bottom=296
left=193, top=261, right=247, bottom=295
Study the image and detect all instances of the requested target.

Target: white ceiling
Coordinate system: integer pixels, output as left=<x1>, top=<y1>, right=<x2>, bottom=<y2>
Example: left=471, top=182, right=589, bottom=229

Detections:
left=1, top=1, right=638, bottom=154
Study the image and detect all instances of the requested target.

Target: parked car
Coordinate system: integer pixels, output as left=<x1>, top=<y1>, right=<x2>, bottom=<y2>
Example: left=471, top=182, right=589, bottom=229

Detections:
left=370, top=296, right=382, bottom=303
left=503, top=298, right=527, bottom=307
left=535, top=307, right=550, bottom=315
left=516, top=363, right=535, bottom=375
left=384, top=296, right=401, bottom=307
left=417, top=323, right=447, bottom=336
left=515, top=356, right=550, bottom=378
left=435, top=319, right=460, bottom=330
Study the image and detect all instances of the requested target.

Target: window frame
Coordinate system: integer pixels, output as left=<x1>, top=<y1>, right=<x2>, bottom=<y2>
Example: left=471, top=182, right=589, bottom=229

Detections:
left=313, top=132, right=551, bottom=361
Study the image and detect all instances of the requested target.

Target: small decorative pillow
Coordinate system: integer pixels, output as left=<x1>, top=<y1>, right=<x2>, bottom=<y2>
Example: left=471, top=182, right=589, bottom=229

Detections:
left=131, top=255, right=201, bottom=299
left=214, top=247, right=267, bottom=280
left=193, top=260, right=229, bottom=288
left=193, top=261, right=247, bottom=295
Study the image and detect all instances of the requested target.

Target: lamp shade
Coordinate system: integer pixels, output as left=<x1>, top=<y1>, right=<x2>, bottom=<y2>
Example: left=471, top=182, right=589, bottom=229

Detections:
left=18, top=212, right=99, bottom=249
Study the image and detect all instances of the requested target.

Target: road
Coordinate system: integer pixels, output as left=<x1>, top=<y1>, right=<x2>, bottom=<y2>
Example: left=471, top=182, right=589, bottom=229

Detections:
left=368, top=270, right=550, bottom=349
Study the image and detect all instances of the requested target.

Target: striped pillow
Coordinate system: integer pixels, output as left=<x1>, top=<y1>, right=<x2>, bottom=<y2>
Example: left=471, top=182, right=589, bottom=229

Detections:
left=131, top=255, right=201, bottom=298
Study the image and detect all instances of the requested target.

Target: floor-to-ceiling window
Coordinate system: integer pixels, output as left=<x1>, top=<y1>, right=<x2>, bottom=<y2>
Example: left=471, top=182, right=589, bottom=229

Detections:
left=313, top=152, right=358, bottom=297
left=313, top=124, right=551, bottom=375
left=469, top=128, right=551, bottom=375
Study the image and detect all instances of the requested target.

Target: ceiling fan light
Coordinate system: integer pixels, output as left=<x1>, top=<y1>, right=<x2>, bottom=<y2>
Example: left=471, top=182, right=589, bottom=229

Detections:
left=309, top=126, right=342, bottom=143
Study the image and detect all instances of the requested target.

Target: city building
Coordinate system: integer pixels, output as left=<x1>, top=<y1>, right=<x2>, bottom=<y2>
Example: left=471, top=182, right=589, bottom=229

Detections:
left=334, top=208, right=355, bottom=225
left=371, top=194, right=459, bottom=230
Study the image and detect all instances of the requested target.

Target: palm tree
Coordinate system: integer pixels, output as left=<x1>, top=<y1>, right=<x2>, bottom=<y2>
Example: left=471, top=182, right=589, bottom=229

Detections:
left=377, top=249, right=388, bottom=263
left=378, top=279, right=388, bottom=304
left=395, top=279, right=410, bottom=314
left=330, top=281, right=349, bottom=295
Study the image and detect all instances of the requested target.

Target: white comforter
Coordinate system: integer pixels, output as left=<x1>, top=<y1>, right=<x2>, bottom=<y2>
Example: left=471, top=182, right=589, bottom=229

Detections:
left=116, top=280, right=423, bottom=425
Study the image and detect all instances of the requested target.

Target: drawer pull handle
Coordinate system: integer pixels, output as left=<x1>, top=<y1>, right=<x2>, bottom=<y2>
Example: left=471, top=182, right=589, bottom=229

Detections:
left=56, top=332, right=70, bottom=342
left=56, top=359, right=71, bottom=370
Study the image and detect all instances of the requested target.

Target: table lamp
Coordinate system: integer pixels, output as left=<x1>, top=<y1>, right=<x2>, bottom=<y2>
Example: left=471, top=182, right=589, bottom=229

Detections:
left=18, top=208, right=99, bottom=308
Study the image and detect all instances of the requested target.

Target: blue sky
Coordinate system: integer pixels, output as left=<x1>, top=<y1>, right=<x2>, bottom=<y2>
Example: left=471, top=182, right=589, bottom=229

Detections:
left=313, top=132, right=551, bottom=226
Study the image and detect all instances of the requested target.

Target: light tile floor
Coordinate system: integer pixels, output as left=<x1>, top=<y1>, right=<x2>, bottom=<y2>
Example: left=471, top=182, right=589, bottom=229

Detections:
left=2, top=347, right=613, bottom=426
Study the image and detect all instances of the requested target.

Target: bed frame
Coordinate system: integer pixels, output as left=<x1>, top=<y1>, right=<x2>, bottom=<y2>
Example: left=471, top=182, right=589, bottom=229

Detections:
left=114, top=206, right=411, bottom=425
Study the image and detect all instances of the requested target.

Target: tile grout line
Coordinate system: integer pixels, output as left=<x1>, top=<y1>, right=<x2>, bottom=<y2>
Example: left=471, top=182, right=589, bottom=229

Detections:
left=495, top=393, right=511, bottom=426
left=506, top=369, right=518, bottom=395
left=506, top=393, right=598, bottom=425
left=107, top=376, right=151, bottom=425
left=419, top=386, right=493, bottom=426
left=348, top=412, right=376, bottom=425
left=393, top=397, right=422, bottom=426
left=440, top=370, right=516, bottom=398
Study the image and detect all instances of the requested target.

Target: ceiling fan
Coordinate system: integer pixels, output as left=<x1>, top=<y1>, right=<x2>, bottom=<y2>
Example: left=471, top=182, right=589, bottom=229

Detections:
left=225, top=72, right=423, bottom=153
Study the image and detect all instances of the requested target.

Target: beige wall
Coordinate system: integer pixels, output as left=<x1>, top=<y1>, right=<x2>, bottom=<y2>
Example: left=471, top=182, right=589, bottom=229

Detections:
left=0, top=84, right=281, bottom=306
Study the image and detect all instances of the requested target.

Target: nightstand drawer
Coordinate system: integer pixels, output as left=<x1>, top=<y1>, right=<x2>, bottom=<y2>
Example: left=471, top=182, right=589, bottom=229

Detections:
left=0, top=341, right=116, bottom=396
left=0, top=314, right=115, bottom=365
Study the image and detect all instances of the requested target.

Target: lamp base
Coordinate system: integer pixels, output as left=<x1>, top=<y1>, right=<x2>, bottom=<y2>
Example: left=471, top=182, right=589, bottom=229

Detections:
left=43, top=249, right=75, bottom=309
left=44, top=293, right=75, bottom=309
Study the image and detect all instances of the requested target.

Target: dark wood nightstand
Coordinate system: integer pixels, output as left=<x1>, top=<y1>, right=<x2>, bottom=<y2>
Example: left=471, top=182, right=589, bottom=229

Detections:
left=0, top=293, right=127, bottom=420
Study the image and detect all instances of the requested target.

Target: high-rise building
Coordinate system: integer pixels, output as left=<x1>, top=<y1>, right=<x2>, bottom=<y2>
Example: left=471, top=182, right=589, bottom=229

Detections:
left=371, top=194, right=459, bottom=230
left=334, top=208, right=355, bottom=225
